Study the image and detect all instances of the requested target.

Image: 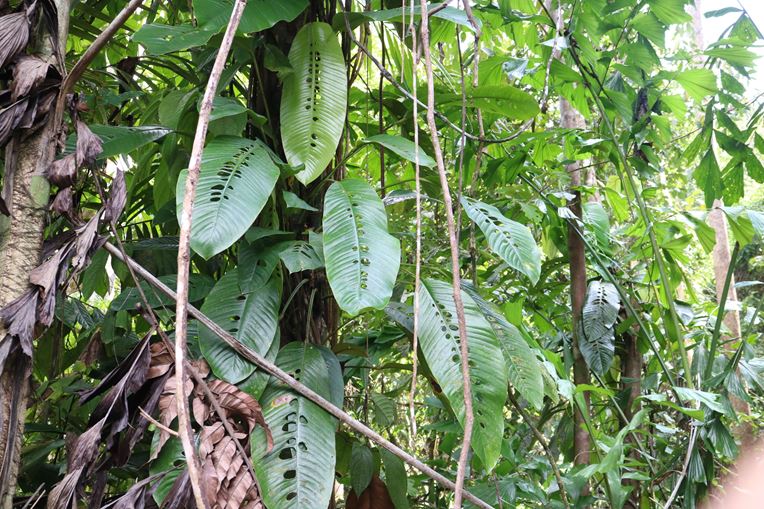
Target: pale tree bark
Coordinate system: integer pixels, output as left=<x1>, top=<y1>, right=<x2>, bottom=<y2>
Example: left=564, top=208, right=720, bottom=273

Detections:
left=0, top=2, right=71, bottom=506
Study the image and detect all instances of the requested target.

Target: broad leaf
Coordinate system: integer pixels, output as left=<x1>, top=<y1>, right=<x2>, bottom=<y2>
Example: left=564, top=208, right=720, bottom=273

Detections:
left=176, top=137, right=279, bottom=259
left=110, top=274, right=213, bottom=312
left=90, top=125, right=171, bottom=158
left=380, top=449, right=409, bottom=509
left=362, top=134, right=436, bottom=167
left=350, top=443, right=374, bottom=495
left=462, top=284, right=544, bottom=410
left=580, top=280, right=620, bottom=375
left=198, top=269, right=281, bottom=384
left=441, top=85, right=540, bottom=120
left=417, top=278, right=507, bottom=469
left=675, top=69, right=717, bottom=101
left=281, top=22, right=347, bottom=184
left=323, top=179, right=400, bottom=316
left=195, top=0, right=308, bottom=34
left=277, top=240, right=324, bottom=273
left=252, top=343, right=337, bottom=509
left=133, top=24, right=216, bottom=55
left=461, top=196, right=541, bottom=285
left=283, top=190, right=318, bottom=211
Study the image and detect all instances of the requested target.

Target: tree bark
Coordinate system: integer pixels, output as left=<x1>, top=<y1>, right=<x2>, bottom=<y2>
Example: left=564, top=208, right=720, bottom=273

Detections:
left=0, top=2, right=71, bottom=505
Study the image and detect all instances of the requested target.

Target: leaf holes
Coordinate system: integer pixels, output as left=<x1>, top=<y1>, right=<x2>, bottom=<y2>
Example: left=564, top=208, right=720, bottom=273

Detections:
left=284, top=470, right=297, bottom=480
left=299, top=415, right=308, bottom=424
left=298, top=441, right=308, bottom=452
left=286, top=492, right=297, bottom=501
left=279, top=447, right=296, bottom=460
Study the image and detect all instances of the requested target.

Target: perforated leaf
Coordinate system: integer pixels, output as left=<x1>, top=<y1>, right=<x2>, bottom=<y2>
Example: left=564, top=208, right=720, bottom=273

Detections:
left=176, top=137, right=279, bottom=259
left=417, top=279, right=507, bottom=470
left=280, top=22, right=347, bottom=184
left=199, top=269, right=281, bottom=384
left=277, top=240, right=324, bottom=273
left=323, top=179, right=400, bottom=316
left=461, top=196, right=541, bottom=285
left=252, top=343, right=336, bottom=509
left=580, top=280, right=620, bottom=375
left=462, top=284, right=544, bottom=410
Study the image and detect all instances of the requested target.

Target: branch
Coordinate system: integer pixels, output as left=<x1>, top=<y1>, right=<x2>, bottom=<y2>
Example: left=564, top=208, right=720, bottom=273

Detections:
left=418, top=4, right=473, bottom=508
left=174, top=1, right=247, bottom=507
left=102, top=242, right=494, bottom=509
left=53, top=0, right=145, bottom=128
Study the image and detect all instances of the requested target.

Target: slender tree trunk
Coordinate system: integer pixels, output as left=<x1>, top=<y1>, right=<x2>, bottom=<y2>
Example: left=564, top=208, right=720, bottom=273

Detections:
left=562, top=99, right=591, bottom=468
left=0, top=3, right=71, bottom=505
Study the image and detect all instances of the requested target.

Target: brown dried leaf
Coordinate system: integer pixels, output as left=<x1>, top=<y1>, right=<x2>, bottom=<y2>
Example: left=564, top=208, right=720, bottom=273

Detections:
left=346, top=475, right=396, bottom=509
left=71, top=215, right=99, bottom=272
left=47, top=153, right=77, bottom=187
left=50, top=186, right=73, bottom=216
left=147, top=341, right=173, bottom=379
left=0, top=290, right=38, bottom=356
left=75, top=120, right=102, bottom=165
left=46, top=467, right=83, bottom=509
left=207, top=379, right=271, bottom=446
left=0, top=12, right=29, bottom=70
left=11, top=55, right=49, bottom=100
left=103, top=169, right=126, bottom=223
left=111, top=475, right=158, bottom=509
left=157, top=374, right=194, bottom=452
left=0, top=98, right=28, bottom=146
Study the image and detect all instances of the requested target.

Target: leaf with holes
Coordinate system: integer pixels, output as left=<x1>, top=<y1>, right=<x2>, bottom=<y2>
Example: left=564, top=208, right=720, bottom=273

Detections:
left=323, top=179, right=400, bottom=316
left=462, top=283, right=544, bottom=410
left=277, top=240, right=324, bottom=273
left=199, top=269, right=281, bottom=384
left=417, top=278, right=507, bottom=470
left=580, top=280, right=620, bottom=375
left=461, top=196, right=541, bottom=285
left=252, top=343, right=336, bottom=509
left=176, top=136, right=279, bottom=259
left=280, top=22, right=347, bottom=185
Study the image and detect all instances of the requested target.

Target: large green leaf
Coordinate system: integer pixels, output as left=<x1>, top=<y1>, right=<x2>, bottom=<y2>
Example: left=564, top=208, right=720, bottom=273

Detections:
left=133, top=24, right=216, bottom=55
left=176, top=137, right=279, bottom=259
left=579, top=280, right=619, bottom=375
left=198, top=269, right=281, bottom=384
left=195, top=0, right=308, bottom=34
left=380, top=449, right=409, bottom=509
left=461, top=196, right=541, bottom=285
left=280, top=22, right=347, bottom=184
left=323, top=179, right=400, bottom=316
left=362, top=134, right=436, bottom=167
left=462, top=284, right=544, bottom=410
left=90, top=125, right=172, bottom=158
left=110, top=274, right=213, bottom=312
left=675, top=69, right=718, bottom=101
left=252, top=343, right=337, bottom=509
left=417, top=278, right=507, bottom=470
left=441, top=85, right=540, bottom=120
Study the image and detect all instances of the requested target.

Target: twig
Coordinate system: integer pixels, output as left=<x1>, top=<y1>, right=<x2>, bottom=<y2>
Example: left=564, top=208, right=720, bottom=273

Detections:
left=174, top=1, right=247, bottom=507
left=508, top=391, right=571, bottom=509
left=53, top=0, right=145, bottom=129
left=139, top=407, right=178, bottom=437
left=102, top=242, right=494, bottom=509
left=418, top=4, right=474, bottom=508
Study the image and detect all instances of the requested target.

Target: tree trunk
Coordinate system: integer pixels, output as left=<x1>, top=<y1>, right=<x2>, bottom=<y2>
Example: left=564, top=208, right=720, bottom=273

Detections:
left=561, top=98, right=591, bottom=468
left=0, top=2, right=71, bottom=505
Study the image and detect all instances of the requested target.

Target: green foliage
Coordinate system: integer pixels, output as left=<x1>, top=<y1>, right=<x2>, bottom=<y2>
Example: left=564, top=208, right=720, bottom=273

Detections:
left=323, top=179, right=400, bottom=316
left=252, top=343, right=338, bottom=509
left=281, top=22, right=347, bottom=184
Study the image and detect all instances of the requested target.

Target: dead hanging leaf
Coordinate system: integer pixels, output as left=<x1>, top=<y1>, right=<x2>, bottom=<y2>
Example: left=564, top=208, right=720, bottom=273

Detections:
left=0, top=290, right=39, bottom=357
left=46, top=467, right=83, bottom=509
left=147, top=341, right=174, bottom=379
left=11, top=55, right=49, bottom=100
left=71, top=215, right=100, bottom=272
left=47, top=153, right=77, bottom=187
left=109, top=474, right=159, bottom=509
left=0, top=98, right=28, bottom=146
left=205, top=379, right=271, bottom=449
left=346, top=475, right=396, bottom=509
left=75, top=120, right=102, bottom=166
left=103, top=169, right=126, bottom=223
left=0, top=11, right=29, bottom=70
left=157, top=372, right=195, bottom=453
left=80, top=335, right=151, bottom=446
left=163, top=469, right=193, bottom=509
left=50, top=186, right=73, bottom=216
